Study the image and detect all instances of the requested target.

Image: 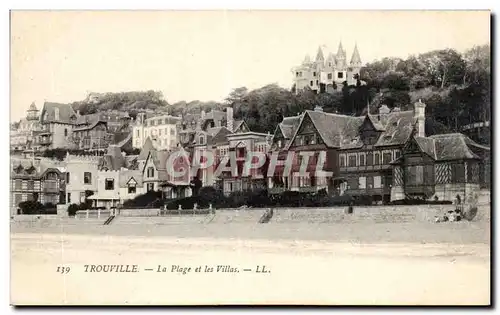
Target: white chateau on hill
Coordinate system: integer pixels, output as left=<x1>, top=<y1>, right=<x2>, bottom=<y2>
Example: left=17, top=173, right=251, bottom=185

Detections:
left=292, top=42, right=362, bottom=94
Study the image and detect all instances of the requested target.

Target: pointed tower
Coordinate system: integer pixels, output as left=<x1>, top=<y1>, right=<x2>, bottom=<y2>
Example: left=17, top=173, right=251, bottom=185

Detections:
left=27, top=102, right=39, bottom=121
left=326, top=52, right=335, bottom=68
left=315, top=46, right=325, bottom=64
left=302, top=54, right=312, bottom=65
left=335, top=42, right=347, bottom=69
left=350, top=43, right=362, bottom=68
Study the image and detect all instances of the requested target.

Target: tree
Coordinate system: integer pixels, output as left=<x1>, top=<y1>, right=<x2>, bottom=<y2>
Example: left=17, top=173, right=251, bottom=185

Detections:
left=18, top=201, right=44, bottom=215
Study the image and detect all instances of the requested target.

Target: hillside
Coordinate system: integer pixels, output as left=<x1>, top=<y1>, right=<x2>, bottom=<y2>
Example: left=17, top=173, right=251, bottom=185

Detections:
left=68, top=44, right=490, bottom=143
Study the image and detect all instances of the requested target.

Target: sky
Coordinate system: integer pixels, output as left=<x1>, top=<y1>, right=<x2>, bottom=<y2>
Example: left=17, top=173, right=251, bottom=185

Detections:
left=10, top=10, right=490, bottom=121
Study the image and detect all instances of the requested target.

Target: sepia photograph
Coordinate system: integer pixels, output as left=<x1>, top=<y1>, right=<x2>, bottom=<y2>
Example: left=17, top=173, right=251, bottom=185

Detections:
left=9, top=10, right=491, bottom=306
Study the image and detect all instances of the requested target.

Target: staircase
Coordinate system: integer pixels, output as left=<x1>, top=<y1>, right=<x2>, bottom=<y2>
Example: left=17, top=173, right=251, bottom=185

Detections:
left=103, top=215, right=116, bottom=225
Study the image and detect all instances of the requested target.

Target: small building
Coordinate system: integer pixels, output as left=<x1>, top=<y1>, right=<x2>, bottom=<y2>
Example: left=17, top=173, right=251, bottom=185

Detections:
left=10, top=158, right=65, bottom=215
left=39, top=102, right=78, bottom=149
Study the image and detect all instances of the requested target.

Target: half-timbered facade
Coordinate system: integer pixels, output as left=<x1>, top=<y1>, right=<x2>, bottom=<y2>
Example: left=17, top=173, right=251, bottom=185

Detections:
left=391, top=133, right=489, bottom=202
left=10, top=158, right=65, bottom=214
left=282, top=100, right=489, bottom=202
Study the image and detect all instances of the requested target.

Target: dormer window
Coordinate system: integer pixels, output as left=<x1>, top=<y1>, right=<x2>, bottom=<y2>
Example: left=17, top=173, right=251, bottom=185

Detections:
left=199, top=135, right=205, bottom=145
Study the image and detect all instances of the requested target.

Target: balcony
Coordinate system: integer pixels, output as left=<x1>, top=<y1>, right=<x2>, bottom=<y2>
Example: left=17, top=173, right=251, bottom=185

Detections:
left=43, top=186, right=59, bottom=194
left=38, top=137, right=52, bottom=145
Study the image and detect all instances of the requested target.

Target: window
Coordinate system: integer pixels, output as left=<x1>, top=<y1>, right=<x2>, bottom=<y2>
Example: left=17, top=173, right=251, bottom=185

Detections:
left=348, top=155, right=357, bottom=167
left=310, top=81, right=313, bottom=87
left=374, top=152, right=380, bottom=165
left=80, top=192, right=86, bottom=202
left=147, top=183, right=154, bottom=192
left=171, top=128, right=175, bottom=135
left=136, top=130, right=139, bottom=137
left=128, top=185, right=136, bottom=194
left=383, top=152, right=392, bottom=164
left=159, top=129, right=162, bottom=136
left=395, top=150, right=401, bottom=159
left=451, top=163, right=465, bottom=183
left=64, top=129, right=68, bottom=136
left=327, top=73, right=332, bottom=80
left=358, top=176, right=366, bottom=189
left=278, top=140, right=282, bottom=148
left=359, top=154, right=365, bottom=166
left=340, top=155, right=346, bottom=167
left=367, top=176, right=374, bottom=189
left=67, top=193, right=71, bottom=203
left=84, top=172, right=92, bottom=184
left=199, top=136, right=205, bottom=145
left=296, top=72, right=299, bottom=77
left=105, top=179, right=114, bottom=190
left=313, top=72, right=317, bottom=76
left=316, top=80, right=319, bottom=86
left=337, top=72, right=344, bottom=79
left=374, top=176, right=382, bottom=188
left=407, top=166, right=424, bottom=185
left=366, top=153, right=373, bottom=166
left=147, top=167, right=155, bottom=178
left=66, top=172, right=70, bottom=183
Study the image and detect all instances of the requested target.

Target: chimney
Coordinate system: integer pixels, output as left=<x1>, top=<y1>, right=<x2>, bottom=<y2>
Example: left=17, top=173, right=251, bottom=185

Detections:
left=414, top=99, right=426, bottom=137
left=33, top=158, right=41, bottom=170
left=76, top=110, right=81, bottom=116
left=314, top=105, right=323, bottom=112
left=54, top=107, right=60, bottom=121
left=226, top=107, right=234, bottom=132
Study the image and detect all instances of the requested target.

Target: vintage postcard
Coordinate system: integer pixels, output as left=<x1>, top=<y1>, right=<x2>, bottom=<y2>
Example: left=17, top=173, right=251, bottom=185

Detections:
left=9, top=10, right=491, bottom=306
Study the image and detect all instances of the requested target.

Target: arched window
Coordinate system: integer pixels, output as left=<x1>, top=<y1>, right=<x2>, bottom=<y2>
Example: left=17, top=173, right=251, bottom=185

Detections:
left=147, top=167, right=155, bottom=178
left=199, top=135, right=205, bottom=145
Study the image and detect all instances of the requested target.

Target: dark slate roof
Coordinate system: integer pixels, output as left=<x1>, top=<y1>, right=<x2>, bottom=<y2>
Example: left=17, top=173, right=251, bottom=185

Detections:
left=429, top=133, right=483, bottom=161
left=138, top=137, right=155, bottom=160
left=374, top=110, right=415, bottom=147
left=11, top=158, right=63, bottom=179
left=40, top=102, right=77, bottom=124
left=290, top=109, right=417, bottom=150
left=73, top=120, right=107, bottom=132
left=211, top=127, right=233, bottom=145
left=99, top=145, right=126, bottom=170
left=279, top=115, right=302, bottom=139
left=233, top=120, right=246, bottom=132
left=303, top=110, right=364, bottom=149
left=415, top=137, right=436, bottom=159
left=114, top=133, right=133, bottom=149
left=119, top=170, right=143, bottom=188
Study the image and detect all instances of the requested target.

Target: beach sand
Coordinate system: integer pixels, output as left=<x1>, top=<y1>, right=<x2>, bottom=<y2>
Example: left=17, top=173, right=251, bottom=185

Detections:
left=10, top=220, right=490, bottom=305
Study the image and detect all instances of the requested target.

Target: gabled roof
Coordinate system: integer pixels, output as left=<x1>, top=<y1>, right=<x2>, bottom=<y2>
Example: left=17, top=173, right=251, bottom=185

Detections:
left=415, top=137, right=437, bottom=159
left=99, top=145, right=126, bottom=171
left=315, top=46, right=325, bottom=61
left=138, top=137, right=155, bottom=160
left=119, top=170, right=143, bottom=188
left=287, top=109, right=416, bottom=150
left=210, top=127, right=233, bottom=145
left=429, top=133, right=483, bottom=161
left=350, top=43, right=362, bottom=65
left=233, top=120, right=248, bottom=132
left=40, top=102, right=77, bottom=124
left=73, top=120, right=107, bottom=132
